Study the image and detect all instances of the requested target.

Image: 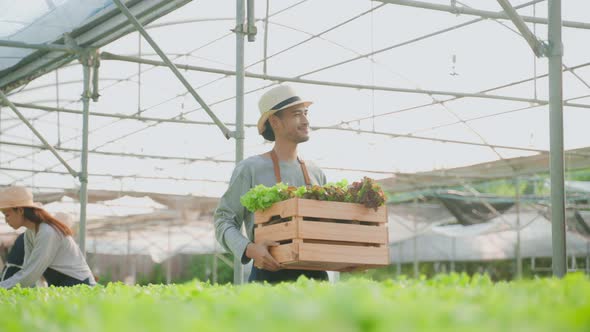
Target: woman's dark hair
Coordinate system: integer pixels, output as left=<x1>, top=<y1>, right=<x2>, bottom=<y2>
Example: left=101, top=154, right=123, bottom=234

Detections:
left=261, top=110, right=284, bottom=141
left=21, top=207, right=73, bottom=236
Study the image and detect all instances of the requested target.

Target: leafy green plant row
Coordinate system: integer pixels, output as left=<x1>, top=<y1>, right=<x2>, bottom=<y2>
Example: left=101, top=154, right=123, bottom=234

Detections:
left=241, top=177, right=387, bottom=212
left=0, top=274, right=589, bottom=332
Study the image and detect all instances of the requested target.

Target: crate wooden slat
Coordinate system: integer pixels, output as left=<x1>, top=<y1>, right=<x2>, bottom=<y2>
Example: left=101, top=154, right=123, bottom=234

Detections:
left=255, top=198, right=386, bottom=224
left=270, top=242, right=389, bottom=271
left=256, top=218, right=386, bottom=244
left=299, top=220, right=387, bottom=244
left=255, top=220, right=298, bottom=242
left=254, top=198, right=389, bottom=272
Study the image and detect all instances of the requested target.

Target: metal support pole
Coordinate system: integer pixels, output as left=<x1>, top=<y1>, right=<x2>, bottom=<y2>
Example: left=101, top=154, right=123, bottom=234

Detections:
left=413, top=236, right=418, bottom=277
left=496, top=0, right=547, bottom=57
left=0, top=90, right=77, bottom=177
left=515, top=178, right=523, bottom=279
left=91, top=56, right=100, bottom=102
left=92, top=235, right=98, bottom=271
left=586, top=242, right=589, bottom=275
left=233, top=0, right=246, bottom=285
left=132, top=255, right=137, bottom=284
left=167, top=224, right=172, bottom=284
left=126, top=227, right=132, bottom=283
left=396, top=244, right=402, bottom=276
left=112, top=0, right=232, bottom=139
left=548, top=0, right=567, bottom=278
left=213, top=252, right=218, bottom=283
left=246, top=0, right=257, bottom=42
left=78, top=54, right=92, bottom=255
left=412, top=199, right=418, bottom=278
left=450, top=238, right=456, bottom=272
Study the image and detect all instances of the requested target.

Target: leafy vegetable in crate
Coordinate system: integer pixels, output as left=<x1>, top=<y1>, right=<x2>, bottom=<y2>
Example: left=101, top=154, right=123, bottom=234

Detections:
left=239, top=183, right=298, bottom=212
left=240, top=177, right=387, bottom=212
left=349, top=177, right=387, bottom=210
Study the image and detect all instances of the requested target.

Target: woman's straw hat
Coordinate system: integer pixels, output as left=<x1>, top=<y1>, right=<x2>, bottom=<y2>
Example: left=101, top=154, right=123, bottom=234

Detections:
left=0, top=186, right=40, bottom=210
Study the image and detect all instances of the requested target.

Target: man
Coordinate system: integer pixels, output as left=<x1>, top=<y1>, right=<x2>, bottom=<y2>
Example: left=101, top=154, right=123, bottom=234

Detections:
left=214, top=84, right=328, bottom=283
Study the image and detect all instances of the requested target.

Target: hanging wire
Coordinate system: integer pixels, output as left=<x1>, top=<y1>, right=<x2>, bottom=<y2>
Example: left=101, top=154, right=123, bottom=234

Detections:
left=263, top=0, right=270, bottom=75
left=370, top=0, right=376, bottom=132
left=55, top=68, right=61, bottom=147
left=137, top=32, right=142, bottom=116
left=533, top=2, right=538, bottom=100
left=450, top=54, right=458, bottom=76
left=31, top=118, right=35, bottom=189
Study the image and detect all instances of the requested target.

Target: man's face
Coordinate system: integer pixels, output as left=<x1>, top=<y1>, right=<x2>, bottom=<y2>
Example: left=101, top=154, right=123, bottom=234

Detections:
left=1, top=208, right=25, bottom=230
left=271, top=105, right=310, bottom=143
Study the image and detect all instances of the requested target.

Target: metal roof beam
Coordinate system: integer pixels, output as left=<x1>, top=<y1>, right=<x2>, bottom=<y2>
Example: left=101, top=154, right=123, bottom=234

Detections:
left=377, top=0, right=590, bottom=30
left=0, top=140, right=234, bottom=163
left=496, top=0, right=548, bottom=57
left=0, top=90, right=78, bottom=177
left=112, top=0, right=232, bottom=140
left=0, top=39, right=80, bottom=53
left=0, top=166, right=228, bottom=184
left=0, top=0, right=192, bottom=92
left=101, top=52, right=577, bottom=106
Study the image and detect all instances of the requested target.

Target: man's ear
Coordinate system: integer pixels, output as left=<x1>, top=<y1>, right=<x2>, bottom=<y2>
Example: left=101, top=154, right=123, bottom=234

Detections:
left=15, top=207, right=24, bottom=216
left=268, top=114, right=281, bottom=131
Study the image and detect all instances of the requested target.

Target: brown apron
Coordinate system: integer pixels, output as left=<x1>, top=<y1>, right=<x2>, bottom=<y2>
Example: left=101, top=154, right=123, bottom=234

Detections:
left=248, top=150, right=328, bottom=283
left=269, top=149, right=312, bottom=186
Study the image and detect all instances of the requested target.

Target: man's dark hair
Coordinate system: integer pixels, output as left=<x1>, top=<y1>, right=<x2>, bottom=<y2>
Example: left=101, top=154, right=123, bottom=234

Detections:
left=261, top=110, right=284, bottom=141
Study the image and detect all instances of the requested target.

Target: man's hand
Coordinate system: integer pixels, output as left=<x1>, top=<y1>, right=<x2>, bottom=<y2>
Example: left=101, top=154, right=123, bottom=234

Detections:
left=246, top=240, right=282, bottom=271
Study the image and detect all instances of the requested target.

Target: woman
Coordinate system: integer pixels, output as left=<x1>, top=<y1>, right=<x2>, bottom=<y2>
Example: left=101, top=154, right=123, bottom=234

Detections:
left=1, top=232, right=24, bottom=281
left=0, top=186, right=95, bottom=288
left=1, top=232, right=25, bottom=281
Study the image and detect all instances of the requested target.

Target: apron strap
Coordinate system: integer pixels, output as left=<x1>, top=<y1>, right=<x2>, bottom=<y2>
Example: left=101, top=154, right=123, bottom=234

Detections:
left=297, top=157, right=312, bottom=187
left=270, top=150, right=311, bottom=186
left=270, top=149, right=282, bottom=183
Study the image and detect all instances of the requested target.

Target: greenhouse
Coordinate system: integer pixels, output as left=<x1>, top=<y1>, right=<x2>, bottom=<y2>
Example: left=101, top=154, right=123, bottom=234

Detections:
left=0, top=0, right=589, bottom=330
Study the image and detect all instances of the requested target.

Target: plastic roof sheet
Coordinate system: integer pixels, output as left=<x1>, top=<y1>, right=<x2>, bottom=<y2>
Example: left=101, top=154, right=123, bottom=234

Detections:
left=0, top=0, right=113, bottom=71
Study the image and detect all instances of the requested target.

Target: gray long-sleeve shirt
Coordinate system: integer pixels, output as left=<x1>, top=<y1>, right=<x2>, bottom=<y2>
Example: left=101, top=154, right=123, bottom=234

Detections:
left=214, top=155, right=326, bottom=263
left=0, top=223, right=95, bottom=289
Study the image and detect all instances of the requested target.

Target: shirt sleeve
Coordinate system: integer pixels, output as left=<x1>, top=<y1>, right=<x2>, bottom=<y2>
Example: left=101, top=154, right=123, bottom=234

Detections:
left=319, top=168, right=327, bottom=186
left=0, top=226, right=60, bottom=289
left=214, top=164, right=253, bottom=264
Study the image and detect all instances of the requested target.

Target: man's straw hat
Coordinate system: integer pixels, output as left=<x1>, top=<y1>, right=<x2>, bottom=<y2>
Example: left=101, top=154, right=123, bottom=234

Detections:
left=257, top=85, right=312, bottom=134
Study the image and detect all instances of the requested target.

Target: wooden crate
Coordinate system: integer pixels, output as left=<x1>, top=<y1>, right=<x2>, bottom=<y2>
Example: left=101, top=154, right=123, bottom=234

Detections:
left=254, top=198, right=389, bottom=272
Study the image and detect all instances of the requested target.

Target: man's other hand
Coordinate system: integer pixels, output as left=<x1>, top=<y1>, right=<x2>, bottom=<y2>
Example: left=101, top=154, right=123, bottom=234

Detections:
left=246, top=240, right=282, bottom=271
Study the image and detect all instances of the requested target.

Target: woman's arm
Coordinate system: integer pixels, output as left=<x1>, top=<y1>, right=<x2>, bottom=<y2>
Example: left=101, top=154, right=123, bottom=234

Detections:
left=0, top=225, right=60, bottom=289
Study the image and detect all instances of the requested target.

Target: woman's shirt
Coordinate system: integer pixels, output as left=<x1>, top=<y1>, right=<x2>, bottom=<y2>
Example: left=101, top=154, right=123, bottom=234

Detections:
left=0, top=223, right=95, bottom=289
